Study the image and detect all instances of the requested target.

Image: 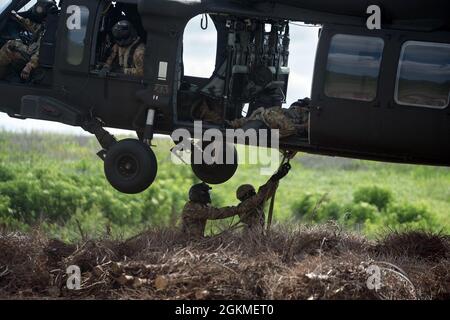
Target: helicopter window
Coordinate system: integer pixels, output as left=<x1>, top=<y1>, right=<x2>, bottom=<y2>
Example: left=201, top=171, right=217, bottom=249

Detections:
left=395, top=41, right=450, bottom=109
left=0, top=1, right=12, bottom=14
left=324, top=34, right=384, bottom=102
left=66, top=6, right=89, bottom=66
left=183, top=15, right=217, bottom=79
left=0, top=1, right=12, bottom=15
left=18, top=0, right=36, bottom=12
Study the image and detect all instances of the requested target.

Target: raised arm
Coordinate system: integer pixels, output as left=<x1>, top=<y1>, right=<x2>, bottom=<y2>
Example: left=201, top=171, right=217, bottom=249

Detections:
left=199, top=205, right=240, bottom=220
left=258, top=162, right=292, bottom=199
left=11, top=11, right=42, bottom=34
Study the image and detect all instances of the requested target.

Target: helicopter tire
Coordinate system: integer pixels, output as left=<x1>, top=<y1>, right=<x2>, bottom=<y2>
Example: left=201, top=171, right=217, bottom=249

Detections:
left=191, top=141, right=238, bottom=184
left=104, top=139, right=157, bottom=194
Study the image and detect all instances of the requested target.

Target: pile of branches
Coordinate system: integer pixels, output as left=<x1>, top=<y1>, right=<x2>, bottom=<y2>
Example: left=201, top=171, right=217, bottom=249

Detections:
left=0, top=224, right=448, bottom=300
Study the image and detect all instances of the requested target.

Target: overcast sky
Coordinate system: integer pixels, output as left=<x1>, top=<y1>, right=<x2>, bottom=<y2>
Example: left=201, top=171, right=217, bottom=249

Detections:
left=0, top=15, right=319, bottom=134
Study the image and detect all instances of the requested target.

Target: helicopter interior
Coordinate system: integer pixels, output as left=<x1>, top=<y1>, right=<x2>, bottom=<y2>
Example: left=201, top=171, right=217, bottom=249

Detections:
left=0, top=0, right=312, bottom=144
left=0, top=0, right=148, bottom=84
left=175, top=15, right=302, bottom=136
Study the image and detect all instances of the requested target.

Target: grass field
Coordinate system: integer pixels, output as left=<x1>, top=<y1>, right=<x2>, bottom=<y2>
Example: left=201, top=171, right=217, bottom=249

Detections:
left=1, top=226, right=448, bottom=299
left=0, top=131, right=449, bottom=240
left=0, top=131, right=449, bottom=300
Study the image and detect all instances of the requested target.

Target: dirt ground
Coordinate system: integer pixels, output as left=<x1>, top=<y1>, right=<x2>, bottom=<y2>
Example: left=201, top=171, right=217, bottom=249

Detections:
left=0, top=224, right=448, bottom=300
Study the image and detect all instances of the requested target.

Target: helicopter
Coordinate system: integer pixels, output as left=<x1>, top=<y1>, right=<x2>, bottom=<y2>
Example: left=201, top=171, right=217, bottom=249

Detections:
left=0, top=0, right=449, bottom=194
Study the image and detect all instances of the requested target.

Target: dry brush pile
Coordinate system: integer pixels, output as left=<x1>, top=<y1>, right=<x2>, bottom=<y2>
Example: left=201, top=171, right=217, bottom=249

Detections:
left=0, top=224, right=448, bottom=300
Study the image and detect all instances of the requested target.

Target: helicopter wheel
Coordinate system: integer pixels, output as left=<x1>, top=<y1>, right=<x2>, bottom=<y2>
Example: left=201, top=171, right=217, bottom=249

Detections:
left=191, top=140, right=238, bottom=184
left=104, top=139, right=157, bottom=194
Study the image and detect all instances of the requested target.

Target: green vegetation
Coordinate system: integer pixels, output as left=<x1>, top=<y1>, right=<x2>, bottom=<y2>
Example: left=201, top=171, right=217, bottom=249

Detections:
left=0, top=131, right=448, bottom=240
left=291, top=186, right=440, bottom=234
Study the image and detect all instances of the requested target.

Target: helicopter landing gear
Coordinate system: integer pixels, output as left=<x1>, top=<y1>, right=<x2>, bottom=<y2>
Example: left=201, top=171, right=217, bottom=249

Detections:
left=83, top=110, right=158, bottom=194
left=191, top=140, right=238, bottom=184
left=104, top=139, right=158, bottom=194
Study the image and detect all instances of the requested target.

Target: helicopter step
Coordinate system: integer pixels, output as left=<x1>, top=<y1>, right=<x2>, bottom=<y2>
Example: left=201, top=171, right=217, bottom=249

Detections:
left=21, top=95, right=83, bottom=126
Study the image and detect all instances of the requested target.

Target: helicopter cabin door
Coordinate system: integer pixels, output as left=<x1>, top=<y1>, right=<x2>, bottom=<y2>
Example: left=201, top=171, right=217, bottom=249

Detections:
left=309, top=25, right=388, bottom=160
left=310, top=24, right=450, bottom=166
left=54, top=0, right=148, bottom=131
left=53, top=0, right=100, bottom=115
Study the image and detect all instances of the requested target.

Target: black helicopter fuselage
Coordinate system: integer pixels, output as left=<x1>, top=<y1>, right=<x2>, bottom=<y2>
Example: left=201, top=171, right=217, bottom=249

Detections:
left=0, top=0, right=449, bottom=169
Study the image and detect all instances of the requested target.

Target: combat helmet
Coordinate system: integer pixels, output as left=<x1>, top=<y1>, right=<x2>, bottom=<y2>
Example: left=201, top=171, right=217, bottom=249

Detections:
left=189, top=182, right=212, bottom=204
left=112, top=20, right=138, bottom=47
left=236, top=184, right=256, bottom=201
left=31, top=0, right=57, bottom=22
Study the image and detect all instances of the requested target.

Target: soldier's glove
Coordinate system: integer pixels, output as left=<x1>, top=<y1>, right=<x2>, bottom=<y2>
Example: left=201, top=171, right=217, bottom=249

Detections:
left=99, top=65, right=111, bottom=78
left=270, top=163, right=291, bottom=182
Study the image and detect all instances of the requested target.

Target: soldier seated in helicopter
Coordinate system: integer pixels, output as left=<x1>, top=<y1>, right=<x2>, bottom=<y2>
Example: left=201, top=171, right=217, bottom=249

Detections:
left=99, top=20, right=145, bottom=77
left=0, top=0, right=59, bottom=81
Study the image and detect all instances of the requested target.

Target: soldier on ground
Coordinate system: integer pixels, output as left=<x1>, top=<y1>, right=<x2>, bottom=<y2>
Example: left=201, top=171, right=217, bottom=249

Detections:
left=236, top=163, right=291, bottom=235
left=0, top=0, right=58, bottom=80
left=181, top=163, right=291, bottom=239
left=100, top=20, right=145, bottom=77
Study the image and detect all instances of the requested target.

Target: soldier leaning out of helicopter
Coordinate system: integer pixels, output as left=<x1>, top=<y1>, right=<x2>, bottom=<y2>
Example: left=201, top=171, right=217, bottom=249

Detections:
left=0, top=0, right=58, bottom=81
left=229, top=98, right=310, bottom=139
left=191, top=96, right=311, bottom=139
left=100, top=20, right=145, bottom=78
left=181, top=163, right=291, bottom=239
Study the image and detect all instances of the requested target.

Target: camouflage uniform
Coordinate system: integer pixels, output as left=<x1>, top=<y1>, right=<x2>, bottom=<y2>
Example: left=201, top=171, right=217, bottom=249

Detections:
left=0, top=14, right=43, bottom=79
left=238, top=180, right=278, bottom=235
left=181, top=187, right=271, bottom=239
left=230, top=105, right=309, bottom=138
left=104, top=37, right=145, bottom=77
left=191, top=97, right=224, bottom=125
